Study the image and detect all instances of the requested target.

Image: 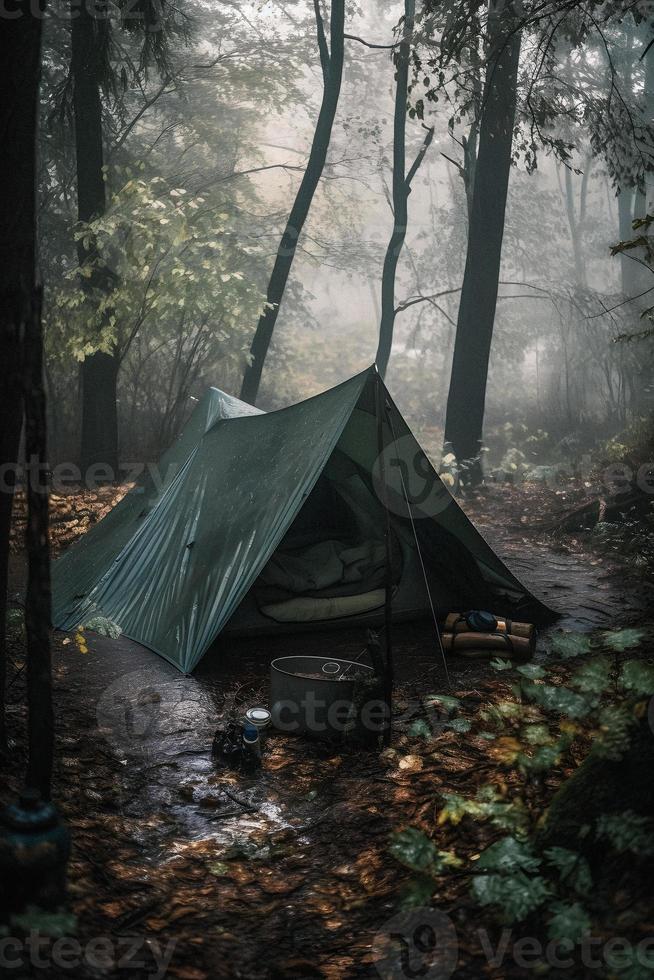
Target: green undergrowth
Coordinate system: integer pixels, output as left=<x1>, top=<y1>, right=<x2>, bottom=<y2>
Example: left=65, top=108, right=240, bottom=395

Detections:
left=389, top=628, right=654, bottom=977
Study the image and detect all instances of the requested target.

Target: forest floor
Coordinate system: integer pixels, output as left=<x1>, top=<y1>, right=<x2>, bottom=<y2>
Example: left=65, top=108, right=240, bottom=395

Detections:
left=3, top=481, right=654, bottom=980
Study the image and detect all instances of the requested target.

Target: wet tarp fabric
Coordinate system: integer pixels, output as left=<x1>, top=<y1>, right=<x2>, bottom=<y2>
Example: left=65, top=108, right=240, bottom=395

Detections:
left=52, top=367, right=545, bottom=673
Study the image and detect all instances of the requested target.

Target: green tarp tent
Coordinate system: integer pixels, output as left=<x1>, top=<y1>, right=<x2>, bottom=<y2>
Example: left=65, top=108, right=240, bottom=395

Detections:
left=52, top=367, right=551, bottom=672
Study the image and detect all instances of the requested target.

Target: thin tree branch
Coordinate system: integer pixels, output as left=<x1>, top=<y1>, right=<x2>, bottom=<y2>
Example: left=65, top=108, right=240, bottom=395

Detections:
left=406, top=124, right=435, bottom=188
left=110, top=74, right=174, bottom=156
left=395, top=279, right=554, bottom=314
left=586, top=284, right=654, bottom=319
left=424, top=299, right=456, bottom=326
left=441, top=151, right=465, bottom=175
left=344, top=33, right=396, bottom=50
left=314, top=0, right=331, bottom=80
left=498, top=279, right=553, bottom=294
left=202, top=163, right=305, bottom=187
left=496, top=293, right=550, bottom=300
left=640, top=36, right=654, bottom=61
left=395, top=286, right=462, bottom=313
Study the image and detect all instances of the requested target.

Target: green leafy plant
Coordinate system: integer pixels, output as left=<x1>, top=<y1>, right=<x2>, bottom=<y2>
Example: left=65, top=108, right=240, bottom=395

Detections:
left=47, top=167, right=264, bottom=376
left=390, top=629, right=653, bottom=956
left=82, top=616, right=122, bottom=639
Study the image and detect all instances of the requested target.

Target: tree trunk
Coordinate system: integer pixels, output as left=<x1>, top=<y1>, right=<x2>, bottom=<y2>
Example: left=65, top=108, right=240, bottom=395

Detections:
left=24, top=291, right=54, bottom=801
left=630, top=32, right=653, bottom=305
left=71, top=1, right=120, bottom=478
left=79, top=352, right=119, bottom=483
left=239, top=0, right=345, bottom=405
left=615, top=20, right=652, bottom=303
left=462, top=49, right=482, bottom=222
left=446, top=31, right=482, bottom=226
left=0, top=3, right=43, bottom=752
left=0, top=353, right=22, bottom=756
left=377, top=0, right=434, bottom=378
left=643, top=39, right=654, bottom=214
left=443, top=0, right=521, bottom=485
left=563, top=162, right=588, bottom=288
left=377, top=0, right=414, bottom=379
left=618, top=187, right=640, bottom=296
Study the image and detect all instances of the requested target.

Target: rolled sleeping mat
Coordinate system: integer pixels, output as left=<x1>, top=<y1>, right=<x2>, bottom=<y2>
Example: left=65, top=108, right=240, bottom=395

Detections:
left=442, top=630, right=534, bottom=660
left=444, top=611, right=535, bottom=642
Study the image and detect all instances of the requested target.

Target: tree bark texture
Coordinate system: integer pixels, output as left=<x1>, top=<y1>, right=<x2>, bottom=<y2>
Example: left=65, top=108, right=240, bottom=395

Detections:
left=443, top=0, right=521, bottom=485
left=0, top=1, right=44, bottom=752
left=240, top=0, right=345, bottom=405
left=71, top=1, right=119, bottom=477
left=24, top=291, right=54, bottom=800
left=376, top=0, right=416, bottom=379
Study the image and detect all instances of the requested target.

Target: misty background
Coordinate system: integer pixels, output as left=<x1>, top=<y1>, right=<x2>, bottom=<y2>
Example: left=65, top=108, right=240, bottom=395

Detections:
left=39, top=0, right=654, bottom=473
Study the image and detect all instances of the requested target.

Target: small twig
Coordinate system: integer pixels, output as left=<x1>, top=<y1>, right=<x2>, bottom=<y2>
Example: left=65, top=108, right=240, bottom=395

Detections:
left=344, top=33, right=396, bottom=50
left=586, top=284, right=654, bottom=319
left=441, top=151, right=465, bottom=175
left=218, top=784, right=259, bottom=813
left=113, top=900, right=160, bottom=932
left=203, top=808, right=249, bottom=821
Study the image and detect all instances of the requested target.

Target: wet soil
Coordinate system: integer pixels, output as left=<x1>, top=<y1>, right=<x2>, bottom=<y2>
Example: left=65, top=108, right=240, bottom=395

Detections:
left=2, top=484, right=653, bottom=979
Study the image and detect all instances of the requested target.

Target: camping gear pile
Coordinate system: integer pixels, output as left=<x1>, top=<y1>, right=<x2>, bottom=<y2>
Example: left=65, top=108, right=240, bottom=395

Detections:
left=442, top=610, right=536, bottom=660
left=211, top=707, right=271, bottom=771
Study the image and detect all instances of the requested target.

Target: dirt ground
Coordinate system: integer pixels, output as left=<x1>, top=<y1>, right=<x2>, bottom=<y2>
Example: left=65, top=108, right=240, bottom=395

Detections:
left=2, top=483, right=653, bottom=979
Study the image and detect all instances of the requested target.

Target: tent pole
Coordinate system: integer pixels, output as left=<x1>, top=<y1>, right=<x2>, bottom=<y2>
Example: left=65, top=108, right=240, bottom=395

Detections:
left=383, top=388, right=452, bottom=689
left=375, top=371, right=394, bottom=746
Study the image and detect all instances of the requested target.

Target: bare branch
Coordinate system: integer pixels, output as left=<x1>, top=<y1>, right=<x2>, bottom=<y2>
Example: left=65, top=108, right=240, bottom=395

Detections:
left=424, top=299, right=457, bottom=326
left=344, top=33, right=396, bottom=50
left=395, top=286, right=462, bottom=314
left=406, top=124, right=435, bottom=188
left=586, top=284, right=654, bottom=319
left=202, top=163, right=305, bottom=188
left=396, top=278, right=553, bottom=314
left=110, top=75, right=174, bottom=156
left=441, top=151, right=465, bottom=175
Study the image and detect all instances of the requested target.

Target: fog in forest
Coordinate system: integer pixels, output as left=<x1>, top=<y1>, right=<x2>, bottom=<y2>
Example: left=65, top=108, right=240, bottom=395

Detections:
left=38, top=0, right=654, bottom=479
left=4, top=1, right=654, bottom=968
